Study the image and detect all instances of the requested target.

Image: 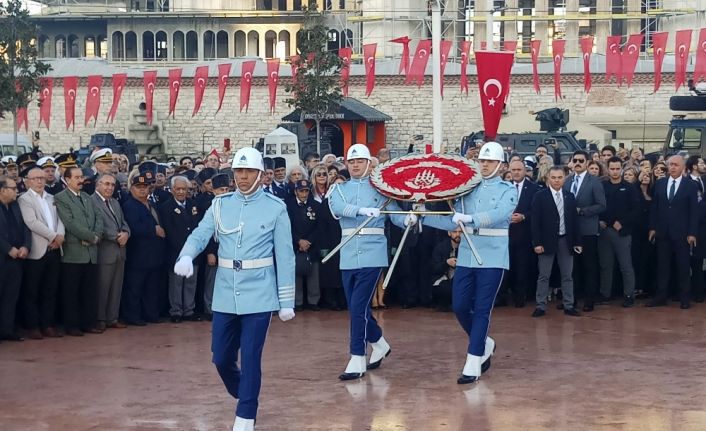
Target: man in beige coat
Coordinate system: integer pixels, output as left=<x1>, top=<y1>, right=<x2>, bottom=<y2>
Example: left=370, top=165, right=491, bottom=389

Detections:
left=18, top=167, right=65, bottom=339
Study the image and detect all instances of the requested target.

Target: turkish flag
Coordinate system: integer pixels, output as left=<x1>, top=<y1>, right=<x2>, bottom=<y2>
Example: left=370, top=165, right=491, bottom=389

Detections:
left=675, top=29, right=692, bottom=91
left=475, top=51, right=514, bottom=141
left=168, top=68, right=182, bottom=118
left=621, top=34, right=643, bottom=88
left=38, top=77, right=53, bottom=129
left=191, top=66, right=209, bottom=117
left=439, top=39, right=453, bottom=98
left=530, top=40, right=541, bottom=94
left=267, top=59, right=280, bottom=113
left=363, top=43, right=377, bottom=97
left=16, top=108, right=28, bottom=132
left=143, top=71, right=157, bottom=126
left=406, top=40, right=431, bottom=87
left=552, top=40, right=565, bottom=101
left=240, top=60, right=256, bottom=112
left=63, top=76, right=78, bottom=131
left=339, top=47, right=352, bottom=97
left=84, top=75, right=102, bottom=126
left=652, top=32, right=668, bottom=93
left=693, top=28, right=706, bottom=83
left=107, top=73, right=127, bottom=123
left=580, top=36, right=593, bottom=93
left=391, top=36, right=411, bottom=75
left=503, top=40, right=517, bottom=52
left=606, top=35, right=623, bottom=86
left=460, top=40, right=471, bottom=95
left=290, top=55, right=300, bottom=85
left=217, top=63, right=231, bottom=113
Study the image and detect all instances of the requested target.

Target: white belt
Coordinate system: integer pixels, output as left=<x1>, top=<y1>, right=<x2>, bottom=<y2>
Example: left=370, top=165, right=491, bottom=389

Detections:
left=470, top=228, right=508, bottom=237
left=218, top=257, right=274, bottom=271
left=342, top=227, right=385, bottom=236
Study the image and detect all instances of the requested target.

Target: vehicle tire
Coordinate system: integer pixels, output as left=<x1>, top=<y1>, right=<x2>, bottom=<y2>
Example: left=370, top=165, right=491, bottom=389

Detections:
left=669, top=96, right=706, bottom=111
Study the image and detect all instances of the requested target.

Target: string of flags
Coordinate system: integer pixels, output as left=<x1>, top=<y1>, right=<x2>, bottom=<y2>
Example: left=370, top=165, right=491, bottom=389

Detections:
left=15, top=28, right=706, bottom=133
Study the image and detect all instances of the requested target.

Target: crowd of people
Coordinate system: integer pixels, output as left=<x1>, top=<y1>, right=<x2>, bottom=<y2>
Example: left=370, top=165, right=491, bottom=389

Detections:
left=0, top=140, right=701, bottom=342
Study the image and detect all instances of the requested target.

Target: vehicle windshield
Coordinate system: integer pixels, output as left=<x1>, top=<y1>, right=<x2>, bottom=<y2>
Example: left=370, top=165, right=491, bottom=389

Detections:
left=668, top=127, right=703, bottom=150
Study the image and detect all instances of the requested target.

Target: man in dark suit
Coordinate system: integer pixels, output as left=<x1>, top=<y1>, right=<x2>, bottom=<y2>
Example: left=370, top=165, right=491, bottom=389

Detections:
left=563, top=150, right=606, bottom=311
left=272, top=157, right=289, bottom=198
left=159, top=175, right=201, bottom=322
left=649, top=155, right=699, bottom=309
left=685, top=155, right=706, bottom=301
left=503, top=160, right=540, bottom=307
left=54, top=166, right=104, bottom=336
left=0, top=176, right=31, bottom=341
left=121, top=171, right=166, bottom=325
left=531, top=166, right=582, bottom=317
left=287, top=179, right=321, bottom=310
left=92, top=173, right=131, bottom=330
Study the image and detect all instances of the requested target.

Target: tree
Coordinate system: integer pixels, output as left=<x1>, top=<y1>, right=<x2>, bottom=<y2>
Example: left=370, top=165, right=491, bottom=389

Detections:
left=285, top=0, right=343, bottom=155
left=0, top=0, right=51, bottom=152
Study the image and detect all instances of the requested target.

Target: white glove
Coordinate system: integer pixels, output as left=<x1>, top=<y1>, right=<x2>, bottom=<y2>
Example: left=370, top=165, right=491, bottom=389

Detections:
left=452, top=213, right=474, bottom=225
left=174, top=256, right=194, bottom=278
left=278, top=308, right=295, bottom=322
left=404, top=213, right=418, bottom=227
left=358, top=207, right=381, bottom=218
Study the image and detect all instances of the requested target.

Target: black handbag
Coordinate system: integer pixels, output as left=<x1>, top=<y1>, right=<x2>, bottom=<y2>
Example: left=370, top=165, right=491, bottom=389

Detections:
left=295, top=251, right=313, bottom=277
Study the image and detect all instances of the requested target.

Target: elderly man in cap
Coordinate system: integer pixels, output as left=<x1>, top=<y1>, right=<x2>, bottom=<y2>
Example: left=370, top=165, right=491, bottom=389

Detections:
left=287, top=178, right=322, bottom=311
left=153, top=164, right=171, bottom=202
left=84, top=148, right=115, bottom=195
left=2, top=156, right=19, bottom=180
left=174, top=147, right=296, bottom=431
left=37, top=156, right=58, bottom=190
left=272, top=157, right=288, bottom=197
left=121, top=170, right=166, bottom=325
left=47, top=153, right=78, bottom=195
left=262, top=157, right=286, bottom=199
left=16, top=153, right=37, bottom=194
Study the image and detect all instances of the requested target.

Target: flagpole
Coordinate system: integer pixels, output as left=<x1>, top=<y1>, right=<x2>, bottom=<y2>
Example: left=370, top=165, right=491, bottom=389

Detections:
left=431, top=1, right=442, bottom=154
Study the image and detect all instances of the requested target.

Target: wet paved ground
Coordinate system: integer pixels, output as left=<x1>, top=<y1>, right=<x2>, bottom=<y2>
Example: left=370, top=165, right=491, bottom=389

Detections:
left=2, top=303, right=706, bottom=431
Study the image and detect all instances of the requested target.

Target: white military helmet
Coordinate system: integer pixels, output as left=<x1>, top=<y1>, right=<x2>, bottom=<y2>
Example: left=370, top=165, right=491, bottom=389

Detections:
left=478, top=141, right=505, bottom=162
left=346, top=143, right=371, bottom=161
left=231, top=147, right=264, bottom=171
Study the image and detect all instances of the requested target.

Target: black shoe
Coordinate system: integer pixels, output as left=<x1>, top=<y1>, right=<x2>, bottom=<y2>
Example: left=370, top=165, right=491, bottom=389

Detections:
left=564, top=307, right=580, bottom=316
left=1, top=333, right=25, bottom=341
left=170, top=315, right=182, bottom=323
left=622, top=296, right=635, bottom=308
left=457, top=374, right=479, bottom=385
left=556, top=303, right=564, bottom=310
left=294, top=306, right=304, bottom=312
left=647, top=300, right=667, bottom=308
left=183, top=314, right=202, bottom=322
left=531, top=308, right=546, bottom=318
left=595, top=295, right=611, bottom=305
left=338, top=372, right=364, bottom=381
left=67, top=328, right=84, bottom=337
left=366, top=349, right=391, bottom=370
left=680, top=301, right=691, bottom=310
left=131, top=320, right=147, bottom=326
left=695, top=296, right=705, bottom=303
left=582, top=303, right=594, bottom=312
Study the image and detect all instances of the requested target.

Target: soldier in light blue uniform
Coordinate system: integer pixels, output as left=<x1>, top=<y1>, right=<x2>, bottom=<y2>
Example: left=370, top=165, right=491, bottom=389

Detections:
left=423, top=141, right=517, bottom=384
left=328, top=143, right=414, bottom=380
left=174, top=147, right=295, bottom=431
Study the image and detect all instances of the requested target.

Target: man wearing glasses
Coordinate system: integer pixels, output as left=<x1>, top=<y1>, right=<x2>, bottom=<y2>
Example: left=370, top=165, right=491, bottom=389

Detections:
left=563, top=150, right=606, bottom=312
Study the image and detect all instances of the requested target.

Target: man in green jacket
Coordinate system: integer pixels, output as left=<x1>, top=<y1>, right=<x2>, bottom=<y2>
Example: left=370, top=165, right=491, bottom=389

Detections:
left=55, top=166, right=103, bottom=336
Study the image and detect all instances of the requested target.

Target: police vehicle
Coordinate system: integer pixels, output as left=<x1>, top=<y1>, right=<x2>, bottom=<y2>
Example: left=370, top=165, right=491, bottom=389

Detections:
left=76, top=132, right=139, bottom=165
left=660, top=81, right=706, bottom=159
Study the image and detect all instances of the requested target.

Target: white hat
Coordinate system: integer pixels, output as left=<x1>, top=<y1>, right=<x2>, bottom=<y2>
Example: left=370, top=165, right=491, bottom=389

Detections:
left=37, top=156, right=56, bottom=168
left=346, top=144, right=371, bottom=161
left=1, top=155, right=17, bottom=166
left=231, top=147, right=264, bottom=171
left=90, top=148, right=113, bottom=163
left=478, top=141, right=505, bottom=162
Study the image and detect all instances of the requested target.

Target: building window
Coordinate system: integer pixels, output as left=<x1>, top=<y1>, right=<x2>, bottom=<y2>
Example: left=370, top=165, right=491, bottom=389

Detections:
left=112, top=32, right=124, bottom=60
left=339, top=0, right=345, bottom=8
left=278, top=0, right=286, bottom=9
left=126, top=31, right=138, bottom=60
left=68, top=34, right=80, bottom=58
left=204, top=30, right=216, bottom=60
left=341, top=29, right=352, bottom=49
left=294, top=0, right=302, bottom=10
left=234, top=30, right=246, bottom=57
left=248, top=30, right=259, bottom=57
left=173, top=30, right=185, bottom=60
left=143, top=31, right=155, bottom=61
left=55, top=35, right=67, bottom=58
left=147, top=0, right=155, bottom=11
left=85, top=35, right=96, bottom=58
left=98, top=35, right=108, bottom=59
left=156, top=31, right=168, bottom=60
left=327, top=29, right=339, bottom=52
left=217, top=30, right=229, bottom=58
left=326, top=0, right=333, bottom=10
left=186, top=30, right=198, bottom=60
left=263, top=0, right=273, bottom=9
left=265, top=30, right=277, bottom=58
left=38, top=35, right=49, bottom=57
left=278, top=30, right=290, bottom=60
left=158, top=0, right=169, bottom=11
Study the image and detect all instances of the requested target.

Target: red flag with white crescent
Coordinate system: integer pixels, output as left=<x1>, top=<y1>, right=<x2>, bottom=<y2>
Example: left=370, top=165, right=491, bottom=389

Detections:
left=530, top=40, right=541, bottom=94
left=84, top=75, right=102, bottom=126
left=107, top=73, right=127, bottom=123
left=652, top=32, right=668, bottom=93
left=143, top=71, right=157, bottom=126
left=217, top=63, right=231, bottom=113
left=606, top=35, right=622, bottom=86
left=693, top=28, right=706, bottom=83
left=675, top=29, right=692, bottom=91
left=168, top=68, right=182, bottom=118
left=503, top=40, right=517, bottom=53
left=363, top=43, right=377, bottom=97
left=552, top=40, right=565, bottom=101
left=290, top=55, right=300, bottom=86
left=192, top=65, right=209, bottom=117
left=240, top=60, right=256, bottom=112
left=17, top=108, right=28, bottom=132
left=460, top=40, right=471, bottom=95
left=63, top=76, right=78, bottom=131
left=439, top=39, right=453, bottom=98
left=267, top=59, right=280, bottom=113
left=38, top=77, right=53, bottom=129
left=406, top=40, right=431, bottom=87
left=621, top=34, right=643, bottom=88
left=391, top=36, right=411, bottom=75
left=475, top=51, right=513, bottom=141
left=580, top=36, right=593, bottom=93
left=339, top=47, right=352, bottom=97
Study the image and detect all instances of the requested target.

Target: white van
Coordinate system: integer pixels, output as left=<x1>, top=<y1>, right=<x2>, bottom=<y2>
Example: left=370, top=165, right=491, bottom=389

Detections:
left=0, top=133, right=33, bottom=157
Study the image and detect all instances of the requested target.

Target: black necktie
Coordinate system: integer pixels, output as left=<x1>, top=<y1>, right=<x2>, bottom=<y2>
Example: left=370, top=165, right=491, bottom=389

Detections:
left=105, top=199, right=119, bottom=226
left=669, top=180, right=676, bottom=201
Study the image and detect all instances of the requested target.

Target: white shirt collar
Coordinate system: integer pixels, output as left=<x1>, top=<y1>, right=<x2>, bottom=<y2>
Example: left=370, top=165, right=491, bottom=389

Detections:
left=28, top=188, right=45, bottom=199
